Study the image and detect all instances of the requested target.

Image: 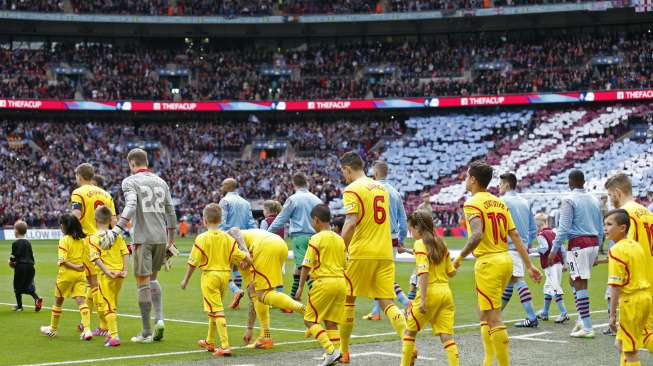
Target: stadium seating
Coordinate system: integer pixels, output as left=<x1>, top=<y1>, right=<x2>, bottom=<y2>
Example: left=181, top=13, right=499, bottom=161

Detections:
left=2, top=30, right=653, bottom=101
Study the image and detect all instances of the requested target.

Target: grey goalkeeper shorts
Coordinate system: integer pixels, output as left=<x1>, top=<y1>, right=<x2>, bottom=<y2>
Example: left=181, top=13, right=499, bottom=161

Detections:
left=133, top=243, right=166, bottom=276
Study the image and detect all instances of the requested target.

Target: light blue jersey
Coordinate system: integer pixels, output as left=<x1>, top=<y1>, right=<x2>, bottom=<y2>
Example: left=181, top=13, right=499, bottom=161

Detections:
left=218, top=191, right=257, bottom=231
left=268, top=188, right=322, bottom=236
left=502, top=191, right=537, bottom=250
left=379, top=179, right=408, bottom=244
left=551, top=188, right=604, bottom=252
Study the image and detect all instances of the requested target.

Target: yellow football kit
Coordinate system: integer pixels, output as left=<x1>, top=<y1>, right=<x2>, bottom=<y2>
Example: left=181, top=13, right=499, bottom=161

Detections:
left=342, top=176, right=394, bottom=299
left=406, top=240, right=456, bottom=335
left=303, top=230, right=346, bottom=324
left=241, top=229, right=287, bottom=291
left=89, top=234, right=129, bottom=313
left=55, top=235, right=87, bottom=298
left=71, top=184, right=116, bottom=235
left=463, top=192, right=515, bottom=311
left=608, top=238, right=652, bottom=353
left=188, top=229, right=247, bottom=312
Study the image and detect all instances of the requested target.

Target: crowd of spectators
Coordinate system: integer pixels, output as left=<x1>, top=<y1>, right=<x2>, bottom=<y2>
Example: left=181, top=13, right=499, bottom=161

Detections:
left=2, top=29, right=652, bottom=101
left=0, top=118, right=401, bottom=227
left=0, top=0, right=594, bottom=15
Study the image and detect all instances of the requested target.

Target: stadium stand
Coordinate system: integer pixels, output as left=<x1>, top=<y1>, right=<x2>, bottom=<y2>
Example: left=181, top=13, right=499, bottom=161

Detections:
left=0, top=0, right=597, bottom=15
left=2, top=28, right=653, bottom=100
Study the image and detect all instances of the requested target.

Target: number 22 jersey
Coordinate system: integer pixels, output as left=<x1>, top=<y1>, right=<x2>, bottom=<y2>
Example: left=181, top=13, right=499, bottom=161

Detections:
left=343, top=176, right=393, bottom=260
left=463, top=191, right=516, bottom=258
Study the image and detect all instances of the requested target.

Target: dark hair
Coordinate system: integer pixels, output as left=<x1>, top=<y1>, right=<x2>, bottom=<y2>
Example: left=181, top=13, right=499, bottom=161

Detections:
left=91, top=174, right=105, bottom=188
left=14, top=220, right=27, bottom=235
left=331, top=215, right=345, bottom=233
left=568, top=170, right=585, bottom=188
left=311, top=204, right=331, bottom=223
left=407, top=210, right=447, bottom=264
left=499, top=172, right=517, bottom=190
left=468, top=160, right=493, bottom=189
left=292, top=172, right=307, bottom=187
left=60, top=214, right=86, bottom=240
left=340, top=151, right=364, bottom=171
left=606, top=209, right=630, bottom=233
left=94, top=206, right=113, bottom=226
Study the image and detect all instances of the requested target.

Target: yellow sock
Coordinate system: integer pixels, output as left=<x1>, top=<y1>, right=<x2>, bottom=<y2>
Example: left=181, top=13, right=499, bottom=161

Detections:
left=309, top=324, right=335, bottom=353
left=50, top=305, right=62, bottom=332
left=327, top=329, right=340, bottom=350
left=401, top=335, right=416, bottom=366
left=85, top=287, right=95, bottom=311
left=79, top=303, right=90, bottom=332
left=215, top=315, right=229, bottom=349
left=480, top=321, right=494, bottom=366
left=443, top=339, right=459, bottom=366
left=253, top=297, right=271, bottom=339
left=106, top=311, right=118, bottom=338
left=94, top=288, right=108, bottom=329
left=207, top=314, right=217, bottom=344
left=489, top=325, right=510, bottom=366
left=262, top=291, right=304, bottom=314
left=383, top=303, right=407, bottom=338
left=339, top=304, right=355, bottom=354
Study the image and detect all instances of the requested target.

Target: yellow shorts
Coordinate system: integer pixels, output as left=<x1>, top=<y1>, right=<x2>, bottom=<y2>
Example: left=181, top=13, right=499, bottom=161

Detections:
left=251, top=240, right=287, bottom=291
left=474, top=252, right=512, bottom=311
left=97, top=274, right=124, bottom=313
left=201, top=271, right=230, bottom=313
left=345, top=259, right=395, bottom=299
left=54, top=271, right=87, bottom=299
left=646, top=289, right=653, bottom=335
left=84, top=260, right=97, bottom=278
left=305, top=277, right=346, bottom=324
left=618, top=291, right=652, bottom=353
left=406, top=284, right=454, bottom=335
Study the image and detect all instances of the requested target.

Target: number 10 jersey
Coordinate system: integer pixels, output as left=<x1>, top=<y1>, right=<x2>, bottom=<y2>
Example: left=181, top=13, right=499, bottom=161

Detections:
left=120, top=170, right=177, bottom=245
left=463, top=191, right=516, bottom=258
left=343, top=176, right=393, bottom=260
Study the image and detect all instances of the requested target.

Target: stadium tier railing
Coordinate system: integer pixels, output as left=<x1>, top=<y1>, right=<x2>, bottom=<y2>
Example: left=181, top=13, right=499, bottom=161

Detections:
left=0, top=2, right=622, bottom=24
left=1, top=89, right=652, bottom=112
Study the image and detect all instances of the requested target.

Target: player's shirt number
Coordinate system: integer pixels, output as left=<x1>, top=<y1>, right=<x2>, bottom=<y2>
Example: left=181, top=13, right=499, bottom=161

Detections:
left=140, top=186, right=166, bottom=213
left=373, top=195, right=387, bottom=224
left=487, top=212, right=507, bottom=244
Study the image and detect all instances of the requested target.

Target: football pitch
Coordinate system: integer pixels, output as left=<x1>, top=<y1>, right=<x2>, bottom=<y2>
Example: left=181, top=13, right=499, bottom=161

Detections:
left=0, top=237, right=640, bottom=366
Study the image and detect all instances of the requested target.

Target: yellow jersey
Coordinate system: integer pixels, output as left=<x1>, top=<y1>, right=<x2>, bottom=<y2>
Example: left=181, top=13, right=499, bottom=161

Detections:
left=303, top=230, right=346, bottom=279
left=608, top=238, right=650, bottom=296
left=463, top=191, right=516, bottom=257
left=242, top=229, right=284, bottom=252
left=343, top=176, right=393, bottom=260
left=71, top=184, right=116, bottom=235
left=188, top=229, right=247, bottom=271
left=413, top=239, right=455, bottom=285
left=57, top=235, right=87, bottom=275
left=89, top=233, right=129, bottom=272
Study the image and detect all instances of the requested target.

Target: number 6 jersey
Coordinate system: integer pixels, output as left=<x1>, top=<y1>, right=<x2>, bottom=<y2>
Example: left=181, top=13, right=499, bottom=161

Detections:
left=117, top=169, right=177, bottom=245
left=343, top=176, right=393, bottom=260
left=463, top=191, right=516, bottom=258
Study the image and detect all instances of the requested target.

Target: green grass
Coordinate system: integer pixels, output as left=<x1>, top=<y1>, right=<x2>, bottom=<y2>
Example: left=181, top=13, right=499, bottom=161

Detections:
left=0, top=237, right=609, bottom=365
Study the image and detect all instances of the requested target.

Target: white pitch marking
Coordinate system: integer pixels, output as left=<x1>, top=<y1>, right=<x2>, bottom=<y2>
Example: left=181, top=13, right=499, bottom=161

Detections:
left=509, top=331, right=568, bottom=344
left=351, top=351, right=436, bottom=361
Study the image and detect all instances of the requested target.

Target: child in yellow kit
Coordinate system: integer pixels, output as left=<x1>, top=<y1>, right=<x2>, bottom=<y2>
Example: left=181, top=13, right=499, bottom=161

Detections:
left=40, top=214, right=91, bottom=339
left=181, top=203, right=252, bottom=357
left=89, top=206, right=129, bottom=347
left=295, top=204, right=347, bottom=366
left=402, top=210, right=459, bottom=366
left=604, top=209, right=652, bottom=366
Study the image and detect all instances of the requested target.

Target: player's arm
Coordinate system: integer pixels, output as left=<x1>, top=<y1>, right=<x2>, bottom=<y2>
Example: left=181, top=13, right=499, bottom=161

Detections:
left=453, top=216, right=482, bottom=268
left=70, top=193, right=83, bottom=219
left=607, top=248, right=626, bottom=331
left=608, top=285, right=620, bottom=332
left=549, top=199, right=572, bottom=258
left=164, top=184, right=177, bottom=249
left=228, top=228, right=251, bottom=256
left=181, top=241, right=202, bottom=289
left=244, top=288, right=257, bottom=344
left=509, top=229, right=541, bottom=282
left=295, top=265, right=310, bottom=301
left=179, top=263, right=195, bottom=290
left=119, top=254, right=129, bottom=277
left=341, top=190, right=361, bottom=249
left=218, top=199, right=230, bottom=231
left=94, top=258, right=116, bottom=278
left=267, top=198, right=293, bottom=234
left=116, top=179, right=137, bottom=230
left=341, top=214, right=358, bottom=249
left=397, top=196, right=409, bottom=251
left=417, top=271, right=428, bottom=313
left=527, top=212, right=537, bottom=248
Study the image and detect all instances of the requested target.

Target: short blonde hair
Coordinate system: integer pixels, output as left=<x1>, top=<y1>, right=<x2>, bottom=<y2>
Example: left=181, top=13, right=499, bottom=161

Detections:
left=534, top=212, right=548, bottom=226
left=14, top=220, right=27, bottom=235
left=604, top=173, right=632, bottom=196
left=75, top=163, right=95, bottom=180
left=203, top=203, right=222, bottom=224
left=127, top=148, right=148, bottom=167
left=95, top=206, right=113, bottom=226
left=263, top=200, right=282, bottom=215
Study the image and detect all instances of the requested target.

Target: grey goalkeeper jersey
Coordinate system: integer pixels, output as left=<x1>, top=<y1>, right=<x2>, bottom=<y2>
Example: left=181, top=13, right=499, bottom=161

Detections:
left=117, top=170, right=177, bottom=245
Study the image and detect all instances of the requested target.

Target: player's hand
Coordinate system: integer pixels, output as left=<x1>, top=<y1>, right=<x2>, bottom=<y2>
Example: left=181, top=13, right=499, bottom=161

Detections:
left=243, top=328, right=253, bottom=344
left=107, top=271, right=118, bottom=279
left=127, top=244, right=134, bottom=255
left=118, top=271, right=128, bottom=278
left=180, top=280, right=188, bottom=290
left=527, top=265, right=542, bottom=283
left=562, top=265, right=568, bottom=272
left=239, top=259, right=250, bottom=270
left=547, top=252, right=556, bottom=266
left=100, top=226, right=121, bottom=250
left=452, top=256, right=462, bottom=269
left=609, top=315, right=618, bottom=333
left=74, top=263, right=85, bottom=272
left=397, top=245, right=407, bottom=254
left=419, top=302, right=427, bottom=314
left=8, top=261, right=15, bottom=268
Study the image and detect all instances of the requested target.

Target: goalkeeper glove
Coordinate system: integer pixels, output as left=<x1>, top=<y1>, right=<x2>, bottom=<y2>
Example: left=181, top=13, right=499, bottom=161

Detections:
left=164, top=244, right=180, bottom=271
left=99, top=226, right=123, bottom=250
